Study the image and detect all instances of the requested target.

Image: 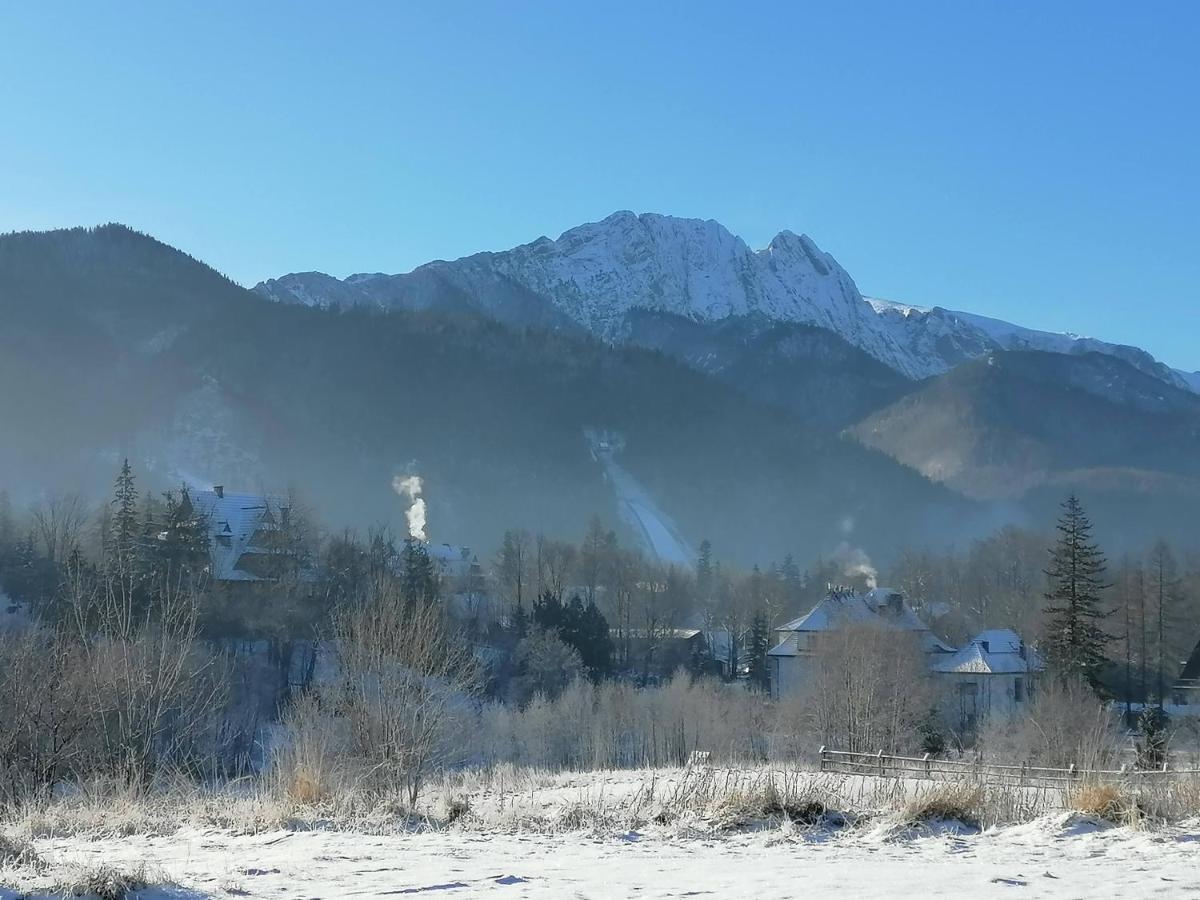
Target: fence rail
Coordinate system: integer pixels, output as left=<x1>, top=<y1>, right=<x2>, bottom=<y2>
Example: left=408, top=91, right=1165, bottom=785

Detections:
left=817, top=747, right=1200, bottom=786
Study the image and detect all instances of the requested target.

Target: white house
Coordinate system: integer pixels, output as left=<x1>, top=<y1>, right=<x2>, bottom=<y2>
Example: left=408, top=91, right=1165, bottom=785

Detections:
left=768, top=588, right=1041, bottom=731
left=767, top=587, right=954, bottom=700
left=931, top=629, right=1043, bottom=732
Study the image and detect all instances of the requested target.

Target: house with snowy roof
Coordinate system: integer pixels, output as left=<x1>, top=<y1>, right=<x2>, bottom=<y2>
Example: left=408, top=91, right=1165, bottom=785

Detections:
left=1171, top=639, right=1200, bottom=707
left=190, top=486, right=303, bottom=582
left=425, top=543, right=481, bottom=581
left=767, top=587, right=955, bottom=700
left=768, top=588, right=1041, bottom=731
left=932, top=629, right=1043, bottom=732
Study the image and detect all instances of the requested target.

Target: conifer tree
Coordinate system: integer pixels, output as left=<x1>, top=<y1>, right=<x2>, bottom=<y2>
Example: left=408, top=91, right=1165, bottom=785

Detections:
left=696, top=540, right=713, bottom=601
left=1041, top=495, right=1112, bottom=690
left=143, top=485, right=211, bottom=590
left=108, top=459, right=139, bottom=573
left=399, top=537, right=439, bottom=608
left=746, top=608, right=771, bottom=692
left=510, top=598, right=529, bottom=638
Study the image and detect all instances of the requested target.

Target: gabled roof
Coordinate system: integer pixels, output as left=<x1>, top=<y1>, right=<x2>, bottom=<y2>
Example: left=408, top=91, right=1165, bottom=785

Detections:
left=191, top=489, right=286, bottom=581
left=931, top=629, right=1043, bottom=675
left=767, top=638, right=798, bottom=658
left=777, top=587, right=930, bottom=635
left=1177, top=639, right=1200, bottom=685
left=769, top=588, right=954, bottom=659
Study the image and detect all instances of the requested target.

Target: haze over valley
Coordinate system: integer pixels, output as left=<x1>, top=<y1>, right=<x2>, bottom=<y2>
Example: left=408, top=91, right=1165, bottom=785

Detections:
left=2, top=213, right=1195, bottom=566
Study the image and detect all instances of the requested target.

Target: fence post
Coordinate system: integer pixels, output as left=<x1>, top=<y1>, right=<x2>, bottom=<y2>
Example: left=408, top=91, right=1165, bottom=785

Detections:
left=877, top=749, right=885, bottom=777
left=1068, top=763, right=1076, bottom=781
left=1019, top=762, right=1026, bottom=787
left=818, top=746, right=827, bottom=772
left=923, top=752, right=931, bottom=779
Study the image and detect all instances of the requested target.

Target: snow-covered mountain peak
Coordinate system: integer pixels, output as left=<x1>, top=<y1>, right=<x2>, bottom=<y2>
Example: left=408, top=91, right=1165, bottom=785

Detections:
left=253, top=212, right=1194, bottom=391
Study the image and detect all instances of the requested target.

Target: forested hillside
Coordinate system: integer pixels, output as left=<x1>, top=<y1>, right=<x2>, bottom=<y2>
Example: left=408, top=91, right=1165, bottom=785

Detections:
left=0, top=225, right=972, bottom=563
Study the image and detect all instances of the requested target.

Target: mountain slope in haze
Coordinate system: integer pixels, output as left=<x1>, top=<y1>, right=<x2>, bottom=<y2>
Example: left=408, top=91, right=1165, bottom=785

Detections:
left=847, top=350, right=1200, bottom=502
left=620, top=310, right=912, bottom=427
left=255, top=211, right=1196, bottom=394
left=0, top=224, right=258, bottom=489
left=0, top=224, right=974, bottom=564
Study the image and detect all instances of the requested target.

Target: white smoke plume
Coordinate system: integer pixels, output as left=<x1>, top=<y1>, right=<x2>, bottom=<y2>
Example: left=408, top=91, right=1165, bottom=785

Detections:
left=833, top=541, right=877, bottom=589
left=391, top=474, right=427, bottom=542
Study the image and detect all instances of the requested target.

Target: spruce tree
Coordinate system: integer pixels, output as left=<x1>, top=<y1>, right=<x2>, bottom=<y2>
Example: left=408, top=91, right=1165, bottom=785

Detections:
left=696, top=540, right=713, bottom=601
left=510, top=598, right=529, bottom=638
left=399, top=537, right=439, bottom=608
left=746, top=608, right=771, bottom=692
left=109, top=459, right=139, bottom=574
left=1041, top=495, right=1112, bottom=690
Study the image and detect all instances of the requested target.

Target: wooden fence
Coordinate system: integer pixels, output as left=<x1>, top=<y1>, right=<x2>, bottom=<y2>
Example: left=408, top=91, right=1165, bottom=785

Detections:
left=817, top=746, right=1200, bottom=787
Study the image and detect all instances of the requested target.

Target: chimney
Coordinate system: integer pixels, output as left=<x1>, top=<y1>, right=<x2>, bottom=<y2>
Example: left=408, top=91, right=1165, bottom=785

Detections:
left=214, top=485, right=224, bottom=499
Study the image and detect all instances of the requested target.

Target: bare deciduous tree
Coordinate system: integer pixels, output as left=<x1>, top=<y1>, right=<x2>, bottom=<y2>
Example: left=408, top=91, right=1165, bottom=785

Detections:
left=332, top=582, right=480, bottom=805
left=31, top=491, right=89, bottom=566
left=802, top=622, right=934, bottom=753
left=977, top=676, right=1119, bottom=771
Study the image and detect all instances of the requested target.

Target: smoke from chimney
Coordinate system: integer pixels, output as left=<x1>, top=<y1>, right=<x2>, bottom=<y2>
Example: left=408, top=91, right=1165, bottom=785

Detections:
left=833, top=541, right=877, bottom=589
left=391, top=474, right=427, bottom=541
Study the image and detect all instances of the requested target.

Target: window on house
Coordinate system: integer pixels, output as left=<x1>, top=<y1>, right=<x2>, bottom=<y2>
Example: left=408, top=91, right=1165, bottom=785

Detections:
left=1014, top=677, right=1024, bottom=702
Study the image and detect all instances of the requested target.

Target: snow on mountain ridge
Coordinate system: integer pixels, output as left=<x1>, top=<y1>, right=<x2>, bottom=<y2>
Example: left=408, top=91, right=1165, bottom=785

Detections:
left=867, top=299, right=1195, bottom=392
left=253, top=212, right=1193, bottom=391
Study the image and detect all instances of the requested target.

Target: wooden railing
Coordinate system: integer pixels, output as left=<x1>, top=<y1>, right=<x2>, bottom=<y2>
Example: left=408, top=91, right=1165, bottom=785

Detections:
left=817, top=746, right=1200, bottom=786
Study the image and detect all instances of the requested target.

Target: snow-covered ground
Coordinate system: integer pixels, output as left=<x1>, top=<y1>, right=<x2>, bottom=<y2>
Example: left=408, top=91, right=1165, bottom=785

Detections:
left=4, top=765, right=1200, bottom=898
left=6, top=816, right=1200, bottom=899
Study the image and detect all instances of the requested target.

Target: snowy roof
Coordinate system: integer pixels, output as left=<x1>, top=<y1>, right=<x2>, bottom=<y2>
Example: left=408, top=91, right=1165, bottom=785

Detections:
left=424, top=542, right=478, bottom=579
left=427, top=542, right=472, bottom=562
left=191, top=488, right=286, bottom=581
left=777, top=588, right=930, bottom=635
left=931, top=629, right=1043, bottom=675
left=1176, top=639, right=1200, bottom=685
left=770, top=589, right=953, bottom=659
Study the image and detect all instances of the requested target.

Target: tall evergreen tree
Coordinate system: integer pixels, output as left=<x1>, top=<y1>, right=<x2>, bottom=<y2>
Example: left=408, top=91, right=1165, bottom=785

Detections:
left=746, top=608, right=771, bottom=692
left=510, top=598, right=529, bottom=638
left=399, top=537, right=439, bottom=608
left=1041, top=495, right=1112, bottom=690
left=147, top=486, right=210, bottom=584
left=696, top=540, right=713, bottom=602
left=108, top=459, right=139, bottom=573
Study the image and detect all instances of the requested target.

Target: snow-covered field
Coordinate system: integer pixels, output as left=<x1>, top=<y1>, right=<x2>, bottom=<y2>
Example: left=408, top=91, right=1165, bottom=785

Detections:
left=7, top=817, right=1200, bottom=899
left=4, top=767, right=1200, bottom=898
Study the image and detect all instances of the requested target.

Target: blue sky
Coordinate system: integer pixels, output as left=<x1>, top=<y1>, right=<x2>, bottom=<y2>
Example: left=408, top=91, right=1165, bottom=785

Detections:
left=2, top=1, right=1197, bottom=369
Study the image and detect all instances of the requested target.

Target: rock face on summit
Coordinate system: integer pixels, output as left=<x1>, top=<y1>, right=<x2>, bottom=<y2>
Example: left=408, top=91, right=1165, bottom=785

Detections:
left=255, top=211, right=1194, bottom=392
left=258, top=211, right=925, bottom=372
